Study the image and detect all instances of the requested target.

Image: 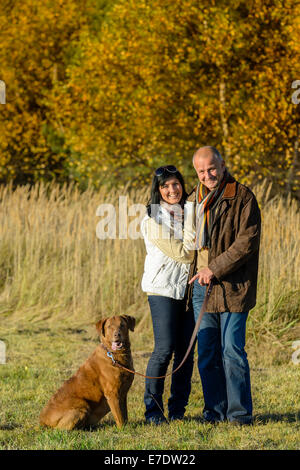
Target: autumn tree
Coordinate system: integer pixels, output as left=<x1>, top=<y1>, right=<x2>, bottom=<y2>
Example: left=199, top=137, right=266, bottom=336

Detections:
left=50, top=0, right=300, bottom=192
left=1, top=0, right=299, bottom=193
left=0, top=0, right=114, bottom=185
left=226, top=0, right=300, bottom=192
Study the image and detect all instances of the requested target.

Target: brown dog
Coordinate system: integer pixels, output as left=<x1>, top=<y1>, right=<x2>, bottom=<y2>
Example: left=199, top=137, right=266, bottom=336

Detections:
left=39, top=315, right=135, bottom=430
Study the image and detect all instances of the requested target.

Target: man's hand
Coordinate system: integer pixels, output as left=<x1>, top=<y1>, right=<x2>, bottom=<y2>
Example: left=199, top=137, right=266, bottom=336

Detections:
left=189, top=267, right=214, bottom=286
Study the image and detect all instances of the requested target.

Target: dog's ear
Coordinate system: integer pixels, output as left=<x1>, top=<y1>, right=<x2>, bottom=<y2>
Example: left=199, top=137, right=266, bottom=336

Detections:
left=121, top=315, right=136, bottom=332
left=95, top=318, right=107, bottom=337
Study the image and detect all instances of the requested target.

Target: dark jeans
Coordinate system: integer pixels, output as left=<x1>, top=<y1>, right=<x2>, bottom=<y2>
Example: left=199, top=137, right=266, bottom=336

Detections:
left=192, top=282, right=253, bottom=424
left=144, top=295, right=195, bottom=420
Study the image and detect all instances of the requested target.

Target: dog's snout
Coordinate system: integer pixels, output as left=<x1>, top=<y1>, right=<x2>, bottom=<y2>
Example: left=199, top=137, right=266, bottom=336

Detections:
left=113, top=329, right=121, bottom=339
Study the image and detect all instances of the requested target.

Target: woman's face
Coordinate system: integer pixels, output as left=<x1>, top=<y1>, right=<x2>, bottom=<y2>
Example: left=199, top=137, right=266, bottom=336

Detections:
left=159, top=177, right=183, bottom=205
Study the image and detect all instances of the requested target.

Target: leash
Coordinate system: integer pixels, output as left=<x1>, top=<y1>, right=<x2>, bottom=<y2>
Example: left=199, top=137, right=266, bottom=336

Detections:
left=101, top=281, right=213, bottom=380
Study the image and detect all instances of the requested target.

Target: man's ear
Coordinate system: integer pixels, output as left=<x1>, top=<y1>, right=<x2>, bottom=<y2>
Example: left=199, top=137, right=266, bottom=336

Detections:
left=95, top=318, right=107, bottom=337
left=121, top=315, right=136, bottom=332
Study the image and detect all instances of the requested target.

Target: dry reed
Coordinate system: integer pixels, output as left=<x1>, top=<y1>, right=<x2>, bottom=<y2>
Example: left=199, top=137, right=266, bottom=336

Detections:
left=0, top=180, right=299, bottom=349
left=0, top=182, right=148, bottom=327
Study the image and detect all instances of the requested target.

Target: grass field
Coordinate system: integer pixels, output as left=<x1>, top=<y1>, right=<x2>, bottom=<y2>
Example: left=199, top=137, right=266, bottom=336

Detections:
left=0, top=181, right=299, bottom=450
left=0, top=326, right=299, bottom=450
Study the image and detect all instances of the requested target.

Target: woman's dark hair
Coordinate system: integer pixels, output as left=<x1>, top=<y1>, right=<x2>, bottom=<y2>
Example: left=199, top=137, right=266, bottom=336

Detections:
left=146, top=168, right=188, bottom=218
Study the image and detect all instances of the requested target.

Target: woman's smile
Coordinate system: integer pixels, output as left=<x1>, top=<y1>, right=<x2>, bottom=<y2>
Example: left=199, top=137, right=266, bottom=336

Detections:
left=159, top=177, right=183, bottom=205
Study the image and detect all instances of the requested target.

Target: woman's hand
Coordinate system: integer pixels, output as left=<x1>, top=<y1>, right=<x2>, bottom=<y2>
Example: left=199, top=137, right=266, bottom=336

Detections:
left=189, top=267, right=214, bottom=286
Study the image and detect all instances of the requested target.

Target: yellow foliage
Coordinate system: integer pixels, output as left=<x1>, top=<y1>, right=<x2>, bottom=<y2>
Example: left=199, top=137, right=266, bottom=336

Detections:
left=0, top=0, right=299, bottom=193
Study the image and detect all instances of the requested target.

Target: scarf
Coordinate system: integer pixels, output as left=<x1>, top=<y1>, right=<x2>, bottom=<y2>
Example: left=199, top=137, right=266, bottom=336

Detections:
left=154, top=201, right=184, bottom=240
left=195, top=171, right=228, bottom=250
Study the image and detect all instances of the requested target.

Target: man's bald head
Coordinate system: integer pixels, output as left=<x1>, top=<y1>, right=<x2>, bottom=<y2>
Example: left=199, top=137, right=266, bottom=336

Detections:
left=193, top=146, right=225, bottom=191
left=192, top=146, right=223, bottom=165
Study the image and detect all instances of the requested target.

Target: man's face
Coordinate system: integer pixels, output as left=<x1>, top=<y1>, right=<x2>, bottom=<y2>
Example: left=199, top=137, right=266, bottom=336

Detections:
left=193, top=152, right=225, bottom=191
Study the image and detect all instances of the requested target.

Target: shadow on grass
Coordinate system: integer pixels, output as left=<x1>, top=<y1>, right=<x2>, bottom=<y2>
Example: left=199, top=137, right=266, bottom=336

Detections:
left=185, top=413, right=300, bottom=426
left=254, top=411, right=300, bottom=424
left=0, top=423, right=21, bottom=430
left=2, top=413, right=298, bottom=433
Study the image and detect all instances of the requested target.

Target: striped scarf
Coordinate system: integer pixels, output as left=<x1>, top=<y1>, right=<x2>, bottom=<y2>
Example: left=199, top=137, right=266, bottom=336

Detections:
left=195, top=172, right=228, bottom=250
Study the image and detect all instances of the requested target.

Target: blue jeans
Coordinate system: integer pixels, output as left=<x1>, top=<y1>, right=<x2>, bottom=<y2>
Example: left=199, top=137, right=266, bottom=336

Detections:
left=144, top=295, right=195, bottom=420
left=192, top=282, right=252, bottom=423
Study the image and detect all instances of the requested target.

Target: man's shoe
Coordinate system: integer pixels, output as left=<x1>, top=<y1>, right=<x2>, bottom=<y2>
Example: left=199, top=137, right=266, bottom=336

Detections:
left=203, top=418, right=221, bottom=424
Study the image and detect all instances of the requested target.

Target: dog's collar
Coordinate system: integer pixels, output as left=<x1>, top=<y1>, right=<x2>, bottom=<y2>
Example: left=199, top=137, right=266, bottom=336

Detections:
left=100, top=343, right=118, bottom=366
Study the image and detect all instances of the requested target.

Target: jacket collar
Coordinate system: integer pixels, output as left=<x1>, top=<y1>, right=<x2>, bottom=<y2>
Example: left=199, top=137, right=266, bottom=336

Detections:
left=222, top=173, right=237, bottom=199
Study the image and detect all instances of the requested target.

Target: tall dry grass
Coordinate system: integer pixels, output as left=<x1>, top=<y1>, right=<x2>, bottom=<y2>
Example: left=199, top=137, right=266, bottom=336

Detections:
left=248, top=181, right=300, bottom=355
left=0, top=180, right=299, bottom=353
left=0, top=182, right=148, bottom=328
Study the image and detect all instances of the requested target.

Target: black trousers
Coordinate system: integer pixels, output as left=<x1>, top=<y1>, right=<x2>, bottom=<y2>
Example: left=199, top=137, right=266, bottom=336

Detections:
left=144, top=295, right=195, bottom=420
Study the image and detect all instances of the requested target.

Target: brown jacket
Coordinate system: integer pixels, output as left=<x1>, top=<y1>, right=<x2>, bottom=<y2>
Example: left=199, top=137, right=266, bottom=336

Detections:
left=187, top=174, right=261, bottom=313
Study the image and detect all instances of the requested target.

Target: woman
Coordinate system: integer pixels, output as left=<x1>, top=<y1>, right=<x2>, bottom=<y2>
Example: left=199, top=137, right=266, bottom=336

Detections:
left=140, top=165, right=196, bottom=424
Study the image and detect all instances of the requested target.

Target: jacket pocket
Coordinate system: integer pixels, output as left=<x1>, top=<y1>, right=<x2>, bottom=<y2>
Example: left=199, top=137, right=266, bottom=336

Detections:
left=228, top=269, right=248, bottom=294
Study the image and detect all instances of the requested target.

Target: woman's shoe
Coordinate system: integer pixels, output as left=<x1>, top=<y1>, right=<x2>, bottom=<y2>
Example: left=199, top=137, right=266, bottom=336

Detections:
left=169, top=414, right=184, bottom=421
left=145, top=415, right=168, bottom=425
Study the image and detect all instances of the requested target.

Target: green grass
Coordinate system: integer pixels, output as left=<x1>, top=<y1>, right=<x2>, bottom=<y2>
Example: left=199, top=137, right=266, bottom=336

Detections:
left=0, top=326, right=299, bottom=450
left=0, top=182, right=299, bottom=450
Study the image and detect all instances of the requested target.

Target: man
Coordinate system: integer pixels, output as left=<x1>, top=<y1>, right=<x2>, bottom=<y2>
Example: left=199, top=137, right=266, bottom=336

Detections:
left=188, top=146, right=261, bottom=425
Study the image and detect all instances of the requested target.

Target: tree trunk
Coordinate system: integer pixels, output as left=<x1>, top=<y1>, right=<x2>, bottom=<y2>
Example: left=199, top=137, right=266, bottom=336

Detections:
left=219, top=79, right=230, bottom=160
